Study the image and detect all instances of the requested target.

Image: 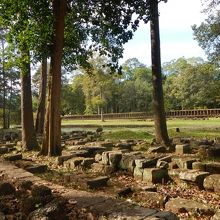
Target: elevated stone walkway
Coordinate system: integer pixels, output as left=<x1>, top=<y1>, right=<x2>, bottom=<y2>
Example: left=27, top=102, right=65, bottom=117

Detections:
left=0, top=160, right=178, bottom=219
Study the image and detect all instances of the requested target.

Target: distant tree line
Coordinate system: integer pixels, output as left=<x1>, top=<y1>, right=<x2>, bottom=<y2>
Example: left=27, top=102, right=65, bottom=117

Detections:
left=49, top=56, right=220, bottom=116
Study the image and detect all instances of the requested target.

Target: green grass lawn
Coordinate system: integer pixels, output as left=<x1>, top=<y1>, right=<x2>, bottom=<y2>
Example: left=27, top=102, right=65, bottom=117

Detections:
left=62, top=117, right=220, bottom=141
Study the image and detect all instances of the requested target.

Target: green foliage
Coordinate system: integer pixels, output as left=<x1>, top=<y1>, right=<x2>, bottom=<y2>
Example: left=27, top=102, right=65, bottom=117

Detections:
left=192, top=1, right=220, bottom=63
left=163, top=57, right=220, bottom=110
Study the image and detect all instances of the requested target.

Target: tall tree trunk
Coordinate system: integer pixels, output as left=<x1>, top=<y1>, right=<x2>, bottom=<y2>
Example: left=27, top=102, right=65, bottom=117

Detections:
left=7, top=79, right=13, bottom=128
left=150, top=0, right=170, bottom=146
left=20, top=50, right=38, bottom=151
left=100, top=88, right=104, bottom=122
left=41, top=0, right=66, bottom=156
left=1, top=37, right=7, bottom=129
left=35, top=59, right=47, bottom=134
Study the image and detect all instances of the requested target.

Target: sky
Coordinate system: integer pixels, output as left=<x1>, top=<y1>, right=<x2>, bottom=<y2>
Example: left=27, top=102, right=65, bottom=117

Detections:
left=121, top=0, right=207, bottom=66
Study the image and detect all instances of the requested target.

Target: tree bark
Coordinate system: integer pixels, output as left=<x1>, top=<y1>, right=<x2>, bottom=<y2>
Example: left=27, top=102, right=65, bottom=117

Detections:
left=150, top=0, right=170, bottom=146
left=20, top=50, right=38, bottom=151
left=1, top=37, right=8, bottom=129
left=41, top=0, right=66, bottom=156
left=35, top=59, right=47, bottom=134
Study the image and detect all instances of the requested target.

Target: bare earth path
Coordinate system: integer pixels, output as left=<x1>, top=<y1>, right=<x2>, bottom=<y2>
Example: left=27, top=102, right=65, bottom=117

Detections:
left=0, top=159, right=178, bottom=219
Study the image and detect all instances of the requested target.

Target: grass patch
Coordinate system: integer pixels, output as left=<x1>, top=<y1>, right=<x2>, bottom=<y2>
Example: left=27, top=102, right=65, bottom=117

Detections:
left=102, top=129, right=154, bottom=141
left=62, top=118, right=220, bottom=140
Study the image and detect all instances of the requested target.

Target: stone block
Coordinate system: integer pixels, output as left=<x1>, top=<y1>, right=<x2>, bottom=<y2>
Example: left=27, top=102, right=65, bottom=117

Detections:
left=175, top=144, right=191, bottom=154
left=133, top=167, right=143, bottom=181
left=117, top=187, right=133, bottom=198
left=63, top=157, right=84, bottom=169
left=109, top=151, right=122, bottom=168
left=165, top=198, right=213, bottom=215
left=0, top=182, right=16, bottom=196
left=158, top=155, right=172, bottom=163
left=179, top=170, right=209, bottom=187
left=135, top=158, right=157, bottom=168
left=4, top=153, right=22, bottom=161
left=203, top=174, right=220, bottom=193
left=156, top=160, right=169, bottom=169
left=148, top=146, right=166, bottom=153
left=192, top=162, right=206, bottom=171
left=95, top=153, right=102, bottom=162
left=114, top=142, right=132, bottom=150
left=56, top=155, right=73, bottom=165
left=87, top=176, right=109, bottom=189
left=101, top=151, right=110, bottom=165
left=81, top=158, right=95, bottom=168
left=25, top=164, right=48, bottom=174
left=91, top=163, right=114, bottom=174
left=0, top=146, right=9, bottom=154
left=119, top=154, right=136, bottom=172
left=143, top=168, right=168, bottom=184
left=173, top=158, right=196, bottom=169
left=205, top=162, right=220, bottom=174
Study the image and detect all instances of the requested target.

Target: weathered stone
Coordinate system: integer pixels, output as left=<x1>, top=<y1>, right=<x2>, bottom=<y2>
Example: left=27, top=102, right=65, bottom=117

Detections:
left=133, top=167, right=144, bottom=181
left=135, top=158, right=158, bottom=169
left=4, top=153, right=22, bottom=161
left=14, top=160, right=33, bottom=169
left=109, top=151, right=122, bottom=168
left=0, top=146, right=8, bottom=154
left=17, top=180, right=33, bottom=190
left=31, top=185, right=52, bottom=198
left=205, top=162, right=220, bottom=174
left=22, top=196, right=40, bottom=215
left=0, top=182, right=16, bottom=196
left=165, top=198, right=213, bottom=215
left=156, top=160, right=169, bottom=169
left=81, top=158, right=95, bottom=168
left=119, top=154, right=136, bottom=172
left=56, top=155, right=73, bottom=165
left=168, top=161, right=179, bottom=170
left=138, top=191, right=168, bottom=209
left=25, top=164, right=47, bottom=174
left=179, top=170, right=209, bottom=187
left=198, top=139, right=212, bottom=146
left=3, top=134, right=11, bottom=141
left=152, top=211, right=179, bottom=220
left=63, top=157, right=84, bottom=169
left=192, top=162, right=206, bottom=171
left=91, top=163, right=115, bottom=174
left=175, top=144, right=191, bottom=154
left=173, top=158, right=196, bottom=169
left=212, top=210, right=220, bottom=220
left=141, top=185, right=157, bottom=192
left=93, top=141, right=113, bottom=148
left=87, top=176, right=109, bottom=189
left=70, top=150, right=90, bottom=157
left=114, top=142, right=132, bottom=150
left=158, top=155, right=172, bottom=163
left=95, top=153, right=102, bottom=162
left=148, top=146, right=166, bottom=153
left=198, top=145, right=220, bottom=158
left=117, top=187, right=133, bottom=198
left=27, top=198, right=66, bottom=220
left=143, top=168, right=169, bottom=184
left=168, top=169, right=181, bottom=177
left=74, top=140, right=87, bottom=145
left=206, top=147, right=220, bottom=157
left=203, top=174, right=220, bottom=193
left=101, top=151, right=110, bottom=165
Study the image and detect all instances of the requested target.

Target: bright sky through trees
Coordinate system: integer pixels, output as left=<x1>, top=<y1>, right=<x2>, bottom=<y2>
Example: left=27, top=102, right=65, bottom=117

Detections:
left=121, top=0, right=207, bottom=65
